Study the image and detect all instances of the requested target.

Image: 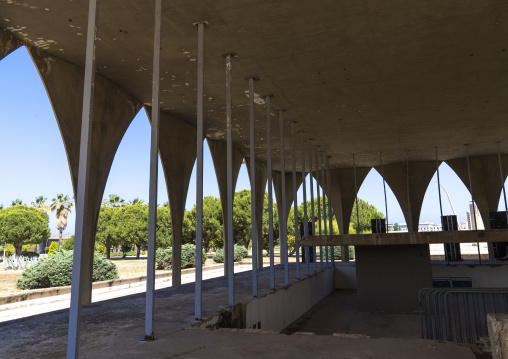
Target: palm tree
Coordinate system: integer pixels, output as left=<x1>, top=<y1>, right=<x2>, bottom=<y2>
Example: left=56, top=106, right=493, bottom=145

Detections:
left=50, top=194, right=73, bottom=249
left=32, top=196, right=49, bottom=211
left=129, top=198, right=144, bottom=205
left=11, top=199, right=23, bottom=206
left=108, top=194, right=126, bottom=207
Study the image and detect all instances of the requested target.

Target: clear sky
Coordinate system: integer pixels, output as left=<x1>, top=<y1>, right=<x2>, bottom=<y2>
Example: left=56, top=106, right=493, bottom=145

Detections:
left=1, top=46, right=506, bottom=235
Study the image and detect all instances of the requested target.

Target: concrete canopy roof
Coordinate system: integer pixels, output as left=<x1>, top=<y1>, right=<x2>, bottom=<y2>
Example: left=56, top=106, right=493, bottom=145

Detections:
left=2, top=0, right=508, bottom=170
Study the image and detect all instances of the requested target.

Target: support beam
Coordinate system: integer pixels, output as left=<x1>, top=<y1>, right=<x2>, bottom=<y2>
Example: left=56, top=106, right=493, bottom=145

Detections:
left=266, top=96, right=275, bottom=290
left=278, top=110, right=288, bottom=285
left=290, top=122, right=300, bottom=279
left=0, top=29, right=22, bottom=60
left=301, top=133, right=309, bottom=275
left=248, top=76, right=258, bottom=297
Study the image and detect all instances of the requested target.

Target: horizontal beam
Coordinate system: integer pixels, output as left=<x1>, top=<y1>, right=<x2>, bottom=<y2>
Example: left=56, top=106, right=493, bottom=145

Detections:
left=301, top=229, right=508, bottom=247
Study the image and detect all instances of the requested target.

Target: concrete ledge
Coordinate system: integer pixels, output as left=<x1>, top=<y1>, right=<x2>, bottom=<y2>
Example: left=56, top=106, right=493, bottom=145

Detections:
left=487, top=313, right=508, bottom=359
left=302, top=229, right=508, bottom=246
left=0, top=262, right=245, bottom=306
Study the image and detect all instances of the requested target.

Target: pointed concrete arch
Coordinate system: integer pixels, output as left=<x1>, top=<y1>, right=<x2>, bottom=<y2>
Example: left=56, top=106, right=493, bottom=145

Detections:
left=376, top=161, right=436, bottom=233
left=447, top=155, right=508, bottom=230
left=245, top=158, right=268, bottom=268
left=149, top=109, right=197, bottom=286
left=28, top=47, right=142, bottom=304
left=0, top=29, right=22, bottom=60
left=208, top=138, right=244, bottom=275
left=273, top=171, right=303, bottom=238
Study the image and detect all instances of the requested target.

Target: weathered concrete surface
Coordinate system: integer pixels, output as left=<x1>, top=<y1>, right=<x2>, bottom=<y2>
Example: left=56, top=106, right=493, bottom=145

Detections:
left=302, top=229, right=508, bottom=246
left=0, top=264, right=475, bottom=359
left=488, top=313, right=508, bottom=359
left=246, top=158, right=268, bottom=268
left=356, top=245, right=432, bottom=312
left=208, top=138, right=244, bottom=275
left=0, top=28, right=21, bottom=60
left=273, top=171, right=303, bottom=235
left=29, top=47, right=142, bottom=304
left=154, top=109, right=197, bottom=285
left=433, top=262, right=508, bottom=288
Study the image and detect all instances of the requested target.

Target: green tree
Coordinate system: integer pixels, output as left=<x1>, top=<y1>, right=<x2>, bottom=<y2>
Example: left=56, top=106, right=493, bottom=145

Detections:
left=31, top=196, right=49, bottom=212
left=350, top=198, right=385, bottom=234
left=107, top=194, right=126, bottom=207
left=393, top=222, right=400, bottom=231
left=233, top=189, right=252, bottom=249
left=50, top=194, right=73, bottom=249
left=11, top=199, right=23, bottom=206
left=129, top=198, right=144, bottom=205
left=262, top=192, right=279, bottom=254
left=0, top=205, right=50, bottom=257
left=96, top=206, right=121, bottom=259
left=116, top=204, right=148, bottom=259
left=0, top=204, right=3, bottom=210
left=156, top=205, right=172, bottom=248
left=201, top=196, right=223, bottom=252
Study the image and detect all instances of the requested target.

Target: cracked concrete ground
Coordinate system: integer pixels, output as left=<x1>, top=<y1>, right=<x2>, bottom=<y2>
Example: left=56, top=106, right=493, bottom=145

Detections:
left=0, top=264, right=475, bottom=359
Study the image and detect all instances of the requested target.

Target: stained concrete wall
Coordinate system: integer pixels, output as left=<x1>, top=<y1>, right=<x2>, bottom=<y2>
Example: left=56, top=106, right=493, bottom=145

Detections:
left=432, top=263, right=508, bottom=288
left=245, top=267, right=334, bottom=331
left=334, top=262, right=357, bottom=289
left=355, top=244, right=432, bottom=312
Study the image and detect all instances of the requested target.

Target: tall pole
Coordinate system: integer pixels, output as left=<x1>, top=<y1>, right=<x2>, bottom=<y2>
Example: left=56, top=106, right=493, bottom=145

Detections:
left=315, top=147, right=322, bottom=265
left=279, top=110, right=289, bottom=285
left=321, top=153, right=328, bottom=264
left=144, top=0, right=162, bottom=340
left=465, top=144, right=481, bottom=264
left=67, top=0, right=98, bottom=356
left=353, top=154, right=360, bottom=233
left=225, top=53, right=235, bottom=305
left=309, top=140, right=317, bottom=272
left=301, top=133, right=309, bottom=275
left=380, top=153, right=389, bottom=231
left=194, top=21, right=205, bottom=320
left=290, top=122, right=300, bottom=279
left=406, top=151, right=413, bottom=232
left=248, top=77, right=258, bottom=297
left=327, top=156, right=334, bottom=265
left=435, top=148, right=444, bottom=221
left=497, top=143, right=508, bottom=228
left=266, top=96, right=275, bottom=290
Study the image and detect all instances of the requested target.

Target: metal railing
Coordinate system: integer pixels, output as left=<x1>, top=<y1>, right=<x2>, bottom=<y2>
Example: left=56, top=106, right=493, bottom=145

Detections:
left=419, top=288, right=508, bottom=344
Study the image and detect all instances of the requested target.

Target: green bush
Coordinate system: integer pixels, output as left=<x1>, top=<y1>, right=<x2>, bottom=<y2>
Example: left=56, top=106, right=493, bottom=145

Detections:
left=213, top=245, right=248, bottom=263
left=155, top=244, right=205, bottom=270
left=20, top=249, right=39, bottom=258
left=16, top=250, right=119, bottom=290
left=47, top=242, right=59, bottom=256
left=322, top=245, right=355, bottom=261
left=62, top=236, right=74, bottom=251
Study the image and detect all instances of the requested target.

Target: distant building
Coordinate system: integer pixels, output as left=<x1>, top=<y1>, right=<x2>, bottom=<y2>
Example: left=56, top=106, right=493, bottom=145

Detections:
left=395, top=222, right=442, bottom=232
left=466, top=202, right=484, bottom=230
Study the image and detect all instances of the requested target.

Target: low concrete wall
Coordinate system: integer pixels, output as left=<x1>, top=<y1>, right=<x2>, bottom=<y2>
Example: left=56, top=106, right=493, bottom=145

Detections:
left=334, top=262, right=357, bottom=289
left=245, top=267, right=334, bottom=331
left=432, top=263, right=508, bottom=288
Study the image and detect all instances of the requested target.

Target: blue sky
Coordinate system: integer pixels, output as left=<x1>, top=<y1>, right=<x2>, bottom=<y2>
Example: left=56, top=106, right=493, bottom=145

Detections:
left=0, top=46, right=505, bottom=235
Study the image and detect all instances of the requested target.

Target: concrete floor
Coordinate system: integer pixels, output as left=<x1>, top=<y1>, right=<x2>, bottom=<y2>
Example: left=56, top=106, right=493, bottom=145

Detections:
left=0, top=264, right=476, bottom=359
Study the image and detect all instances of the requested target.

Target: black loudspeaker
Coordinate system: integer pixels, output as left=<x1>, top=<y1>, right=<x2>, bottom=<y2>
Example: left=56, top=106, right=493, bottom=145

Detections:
left=442, top=215, right=461, bottom=261
left=489, top=212, right=508, bottom=259
left=371, top=218, right=386, bottom=233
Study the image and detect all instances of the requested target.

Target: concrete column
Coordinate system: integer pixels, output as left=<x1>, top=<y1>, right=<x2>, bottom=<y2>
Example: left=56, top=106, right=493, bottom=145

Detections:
left=246, top=159, right=268, bottom=268
left=155, top=110, right=197, bottom=286
left=273, top=171, right=303, bottom=243
left=374, top=161, right=436, bottom=233
left=208, top=138, right=244, bottom=275
left=0, top=29, right=21, bottom=60
left=29, top=48, right=141, bottom=304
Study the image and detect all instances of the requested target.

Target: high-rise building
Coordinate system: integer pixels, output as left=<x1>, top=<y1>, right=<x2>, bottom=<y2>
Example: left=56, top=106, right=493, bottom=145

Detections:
left=466, top=202, right=484, bottom=230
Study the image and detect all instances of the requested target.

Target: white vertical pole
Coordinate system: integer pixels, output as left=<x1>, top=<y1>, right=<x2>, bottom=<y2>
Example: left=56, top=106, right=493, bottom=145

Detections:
left=353, top=154, right=360, bottom=233
left=290, top=122, right=300, bottom=279
left=249, top=77, right=258, bottom=297
left=225, top=54, right=235, bottom=306
left=406, top=151, right=413, bottom=232
left=327, top=156, right=334, bottom=265
left=465, top=144, right=481, bottom=264
left=321, top=153, right=328, bottom=264
left=315, top=148, right=322, bottom=266
left=279, top=110, right=289, bottom=284
left=300, top=133, right=309, bottom=275
left=497, top=143, right=508, bottom=226
left=67, top=0, right=98, bottom=357
left=309, top=140, right=316, bottom=272
left=266, top=96, right=275, bottom=290
left=144, top=0, right=161, bottom=340
left=194, top=21, right=205, bottom=320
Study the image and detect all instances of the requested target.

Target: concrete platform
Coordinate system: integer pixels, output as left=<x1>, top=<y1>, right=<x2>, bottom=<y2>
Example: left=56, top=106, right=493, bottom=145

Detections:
left=0, top=264, right=476, bottom=359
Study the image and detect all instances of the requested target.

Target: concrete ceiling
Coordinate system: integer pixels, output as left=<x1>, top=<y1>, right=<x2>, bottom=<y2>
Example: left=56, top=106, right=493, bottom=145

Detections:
left=2, top=0, right=508, bottom=169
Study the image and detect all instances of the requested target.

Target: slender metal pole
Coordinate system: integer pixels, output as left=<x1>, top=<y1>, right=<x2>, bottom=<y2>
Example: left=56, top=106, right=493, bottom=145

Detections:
left=315, top=147, right=322, bottom=265
left=406, top=151, right=413, bottom=232
left=465, top=144, right=481, bottom=264
left=353, top=154, right=360, bottom=233
left=327, top=156, right=334, bottom=265
left=435, top=147, right=448, bottom=265
left=309, top=140, right=317, bottom=272
left=380, top=153, right=389, bottom=231
left=301, top=133, right=309, bottom=275
left=144, top=0, right=161, bottom=340
left=225, top=53, right=235, bottom=305
left=497, top=143, right=508, bottom=227
left=279, top=110, right=289, bottom=284
left=321, top=153, right=328, bottom=264
left=67, top=0, right=97, bottom=356
left=290, top=122, right=300, bottom=279
left=248, top=77, right=258, bottom=297
left=266, top=96, right=275, bottom=290
left=194, top=21, right=205, bottom=319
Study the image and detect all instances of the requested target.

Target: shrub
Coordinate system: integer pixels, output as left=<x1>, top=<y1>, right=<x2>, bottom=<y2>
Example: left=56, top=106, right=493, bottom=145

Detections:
left=213, top=244, right=248, bottom=263
left=155, top=244, right=205, bottom=270
left=322, top=245, right=355, bottom=261
left=47, top=242, right=58, bottom=256
left=156, top=247, right=172, bottom=270
left=16, top=250, right=118, bottom=290
left=20, top=249, right=39, bottom=258
left=62, top=236, right=74, bottom=251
